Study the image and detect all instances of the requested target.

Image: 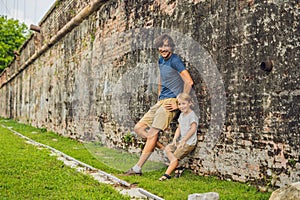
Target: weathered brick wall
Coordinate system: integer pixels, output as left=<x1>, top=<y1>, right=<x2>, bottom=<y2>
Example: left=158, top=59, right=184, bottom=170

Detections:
left=0, top=0, right=299, bottom=187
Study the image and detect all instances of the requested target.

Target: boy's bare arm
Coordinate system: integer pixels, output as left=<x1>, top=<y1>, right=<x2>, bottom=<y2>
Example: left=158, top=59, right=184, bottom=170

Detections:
left=172, top=126, right=181, bottom=145
left=180, top=122, right=197, bottom=144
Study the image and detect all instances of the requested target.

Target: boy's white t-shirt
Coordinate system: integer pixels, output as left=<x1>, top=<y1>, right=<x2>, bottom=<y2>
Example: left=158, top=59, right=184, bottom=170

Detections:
left=178, top=110, right=198, bottom=146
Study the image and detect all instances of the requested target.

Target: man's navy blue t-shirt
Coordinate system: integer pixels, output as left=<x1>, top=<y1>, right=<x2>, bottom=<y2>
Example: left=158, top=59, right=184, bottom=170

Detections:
left=158, top=54, right=186, bottom=100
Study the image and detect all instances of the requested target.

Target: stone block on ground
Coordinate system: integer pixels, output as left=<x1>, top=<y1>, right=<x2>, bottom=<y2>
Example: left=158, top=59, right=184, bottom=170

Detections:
left=188, top=192, right=219, bottom=200
left=269, top=182, right=300, bottom=200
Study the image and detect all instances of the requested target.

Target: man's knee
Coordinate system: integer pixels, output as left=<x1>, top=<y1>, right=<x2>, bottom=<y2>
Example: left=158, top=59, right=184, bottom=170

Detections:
left=134, top=123, right=146, bottom=137
left=133, top=124, right=141, bottom=134
left=146, top=127, right=160, bottom=140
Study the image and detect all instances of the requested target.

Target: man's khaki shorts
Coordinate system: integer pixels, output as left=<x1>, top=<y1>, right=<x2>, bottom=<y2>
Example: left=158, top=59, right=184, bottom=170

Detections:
left=166, top=143, right=195, bottom=160
left=139, top=98, right=178, bottom=130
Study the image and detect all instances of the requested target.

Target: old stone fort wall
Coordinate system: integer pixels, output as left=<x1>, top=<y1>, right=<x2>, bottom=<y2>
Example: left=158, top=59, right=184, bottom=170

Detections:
left=0, top=0, right=299, bottom=187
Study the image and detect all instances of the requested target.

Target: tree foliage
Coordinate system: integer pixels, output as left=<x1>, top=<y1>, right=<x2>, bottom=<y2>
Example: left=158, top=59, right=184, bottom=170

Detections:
left=0, top=16, right=30, bottom=73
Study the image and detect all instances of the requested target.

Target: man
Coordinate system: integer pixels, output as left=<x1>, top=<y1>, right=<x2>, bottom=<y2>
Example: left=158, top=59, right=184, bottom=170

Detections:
left=125, top=34, right=194, bottom=175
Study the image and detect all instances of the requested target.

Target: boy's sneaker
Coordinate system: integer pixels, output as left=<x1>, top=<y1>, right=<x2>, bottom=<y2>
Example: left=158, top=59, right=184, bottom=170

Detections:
left=124, top=168, right=142, bottom=176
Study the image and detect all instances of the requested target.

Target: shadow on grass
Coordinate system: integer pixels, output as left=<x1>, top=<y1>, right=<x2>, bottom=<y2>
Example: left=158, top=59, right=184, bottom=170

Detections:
left=85, top=142, right=166, bottom=172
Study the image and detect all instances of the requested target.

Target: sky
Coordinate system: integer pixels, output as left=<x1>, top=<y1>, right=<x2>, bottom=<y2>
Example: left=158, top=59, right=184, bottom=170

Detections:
left=0, top=0, right=56, bottom=27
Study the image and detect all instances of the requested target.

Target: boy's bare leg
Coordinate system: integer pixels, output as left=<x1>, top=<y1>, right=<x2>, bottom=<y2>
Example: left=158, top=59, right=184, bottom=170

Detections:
left=164, top=151, right=179, bottom=175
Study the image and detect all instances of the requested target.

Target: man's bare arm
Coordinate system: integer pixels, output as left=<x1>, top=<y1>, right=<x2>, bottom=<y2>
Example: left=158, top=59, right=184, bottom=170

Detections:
left=180, top=69, right=194, bottom=94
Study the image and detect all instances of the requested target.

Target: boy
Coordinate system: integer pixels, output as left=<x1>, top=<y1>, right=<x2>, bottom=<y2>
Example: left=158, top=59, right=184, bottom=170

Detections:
left=159, top=93, right=198, bottom=181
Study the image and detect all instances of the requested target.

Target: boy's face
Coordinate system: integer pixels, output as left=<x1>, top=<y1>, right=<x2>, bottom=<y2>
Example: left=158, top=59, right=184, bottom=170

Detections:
left=178, top=99, right=192, bottom=114
left=158, top=39, right=172, bottom=60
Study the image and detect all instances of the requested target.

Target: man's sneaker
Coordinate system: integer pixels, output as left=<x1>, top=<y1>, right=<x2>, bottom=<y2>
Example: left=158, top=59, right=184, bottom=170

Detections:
left=124, top=168, right=142, bottom=176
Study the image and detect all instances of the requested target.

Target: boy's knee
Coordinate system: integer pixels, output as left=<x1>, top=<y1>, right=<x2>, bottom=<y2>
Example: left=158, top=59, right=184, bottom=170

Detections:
left=170, top=158, right=178, bottom=164
left=146, top=132, right=158, bottom=140
left=165, top=145, right=171, bottom=152
left=165, top=144, right=175, bottom=152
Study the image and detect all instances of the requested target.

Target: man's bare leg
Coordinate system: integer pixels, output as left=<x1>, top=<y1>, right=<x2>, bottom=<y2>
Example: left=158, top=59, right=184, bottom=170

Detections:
left=134, top=122, right=148, bottom=138
left=156, top=141, right=165, bottom=150
left=134, top=122, right=165, bottom=150
left=136, top=126, right=160, bottom=168
left=125, top=123, right=160, bottom=175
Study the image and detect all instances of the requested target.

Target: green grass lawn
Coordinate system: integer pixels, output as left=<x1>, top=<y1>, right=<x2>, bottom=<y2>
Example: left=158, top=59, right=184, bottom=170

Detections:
left=0, top=121, right=130, bottom=200
left=0, top=118, right=272, bottom=200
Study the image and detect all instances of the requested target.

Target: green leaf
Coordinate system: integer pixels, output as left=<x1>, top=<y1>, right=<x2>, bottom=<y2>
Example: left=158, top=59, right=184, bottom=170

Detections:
left=0, top=15, right=30, bottom=73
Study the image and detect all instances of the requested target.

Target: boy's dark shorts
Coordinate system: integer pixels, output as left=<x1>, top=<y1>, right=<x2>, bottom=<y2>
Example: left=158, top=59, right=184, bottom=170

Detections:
left=166, top=143, right=195, bottom=160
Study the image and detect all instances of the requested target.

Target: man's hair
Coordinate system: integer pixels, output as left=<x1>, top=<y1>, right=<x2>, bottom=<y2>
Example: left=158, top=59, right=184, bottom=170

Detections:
left=154, top=34, right=175, bottom=51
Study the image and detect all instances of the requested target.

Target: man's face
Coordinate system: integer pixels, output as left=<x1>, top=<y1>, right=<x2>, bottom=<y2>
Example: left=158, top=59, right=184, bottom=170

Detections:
left=158, top=39, right=172, bottom=60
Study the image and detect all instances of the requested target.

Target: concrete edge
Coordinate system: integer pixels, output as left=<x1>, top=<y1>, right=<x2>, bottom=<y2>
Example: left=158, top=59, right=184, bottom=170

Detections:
left=1, top=123, right=165, bottom=200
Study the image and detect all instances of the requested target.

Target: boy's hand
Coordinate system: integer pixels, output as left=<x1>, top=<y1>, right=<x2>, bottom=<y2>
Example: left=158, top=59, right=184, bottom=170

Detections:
left=172, top=138, right=177, bottom=146
left=178, top=140, right=186, bottom=148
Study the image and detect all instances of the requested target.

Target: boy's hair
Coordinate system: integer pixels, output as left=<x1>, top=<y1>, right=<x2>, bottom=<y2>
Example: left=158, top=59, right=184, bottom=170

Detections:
left=154, top=34, right=175, bottom=51
left=177, top=93, right=194, bottom=105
